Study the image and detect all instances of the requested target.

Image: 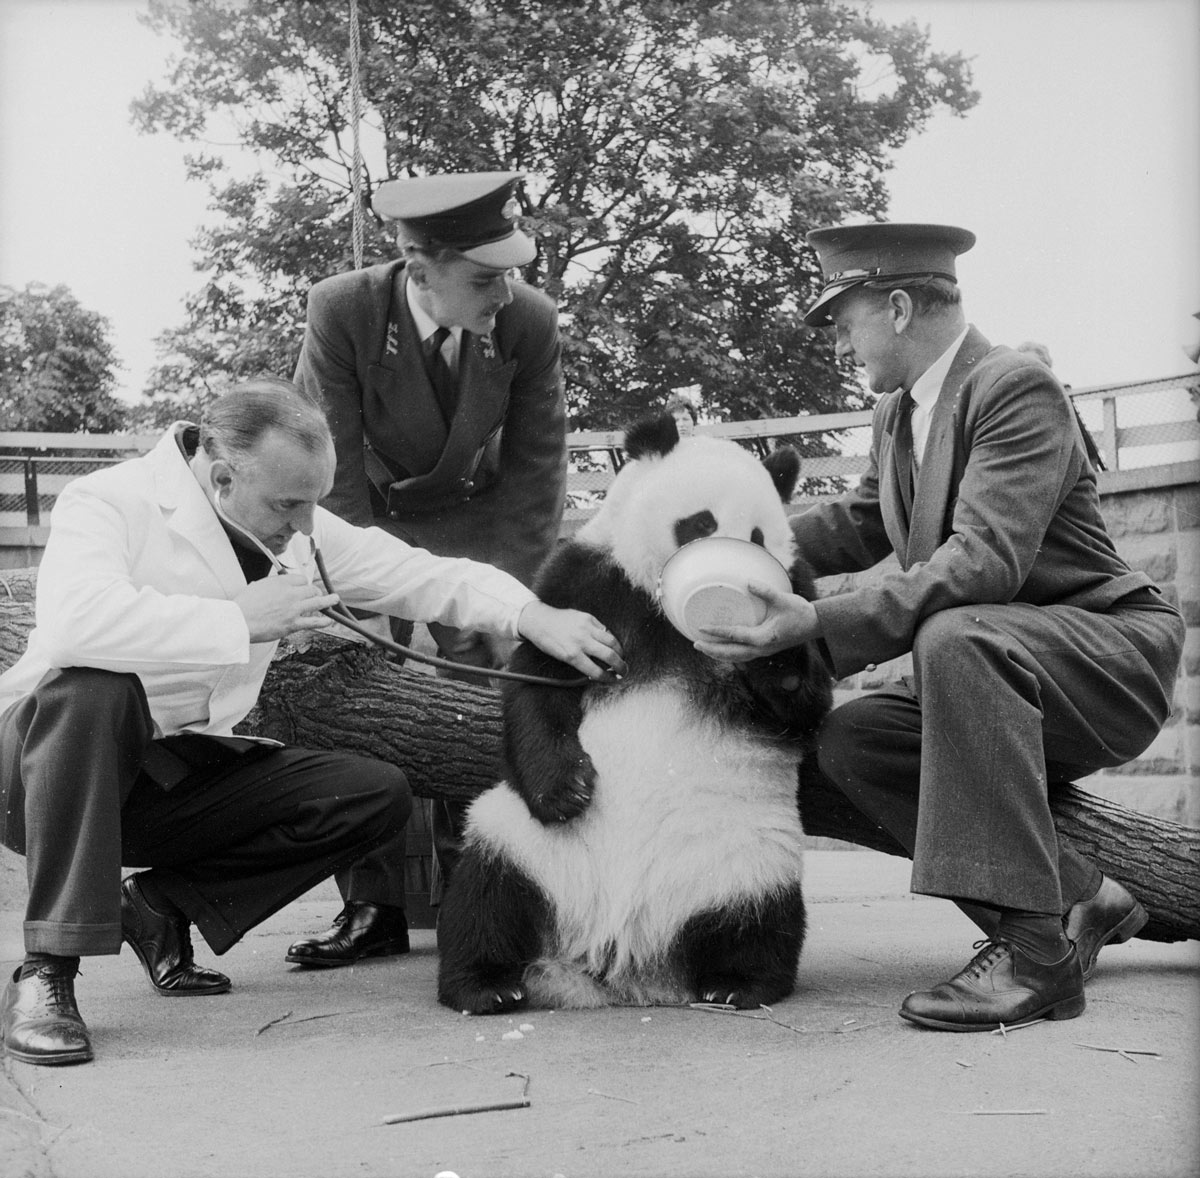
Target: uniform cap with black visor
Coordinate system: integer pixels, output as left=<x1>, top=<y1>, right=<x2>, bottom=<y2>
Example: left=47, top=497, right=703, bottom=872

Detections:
left=371, top=170, right=537, bottom=270
left=802, top=222, right=976, bottom=326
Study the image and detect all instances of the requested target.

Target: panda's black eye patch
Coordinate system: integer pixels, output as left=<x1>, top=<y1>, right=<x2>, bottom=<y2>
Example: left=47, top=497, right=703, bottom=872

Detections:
left=750, top=527, right=764, bottom=546
left=674, top=510, right=718, bottom=547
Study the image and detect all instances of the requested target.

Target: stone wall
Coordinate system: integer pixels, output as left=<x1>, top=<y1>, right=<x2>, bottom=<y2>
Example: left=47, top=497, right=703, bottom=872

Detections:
left=793, top=459, right=1200, bottom=827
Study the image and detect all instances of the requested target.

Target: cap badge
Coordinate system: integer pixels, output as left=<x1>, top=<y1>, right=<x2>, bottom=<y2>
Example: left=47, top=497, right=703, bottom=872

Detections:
left=501, top=196, right=520, bottom=222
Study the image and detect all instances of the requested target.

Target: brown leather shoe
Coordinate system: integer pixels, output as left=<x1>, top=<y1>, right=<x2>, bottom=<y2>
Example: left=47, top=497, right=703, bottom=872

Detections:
left=285, top=901, right=410, bottom=968
left=121, top=875, right=231, bottom=997
left=1065, top=875, right=1148, bottom=982
left=899, top=939, right=1085, bottom=1032
left=1, top=964, right=93, bottom=1066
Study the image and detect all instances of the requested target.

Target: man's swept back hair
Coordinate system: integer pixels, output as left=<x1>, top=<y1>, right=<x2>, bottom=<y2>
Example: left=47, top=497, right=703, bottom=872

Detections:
left=861, top=275, right=962, bottom=314
left=199, top=376, right=330, bottom=465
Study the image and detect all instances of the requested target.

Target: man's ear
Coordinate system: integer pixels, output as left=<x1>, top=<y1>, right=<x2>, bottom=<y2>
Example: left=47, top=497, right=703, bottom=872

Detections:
left=406, top=257, right=429, bottom=287
left=887, top=289, right=914, bottom=334
left=209, top=459, right=235, bottom=497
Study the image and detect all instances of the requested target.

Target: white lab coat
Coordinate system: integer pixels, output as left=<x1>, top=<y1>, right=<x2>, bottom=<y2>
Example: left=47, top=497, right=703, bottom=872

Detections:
left=0, top=426, right=536, bottom=736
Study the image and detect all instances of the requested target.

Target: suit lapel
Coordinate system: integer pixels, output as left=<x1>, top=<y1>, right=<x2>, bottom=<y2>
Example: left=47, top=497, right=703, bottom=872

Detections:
left=368, top=274, right=519, bottom=488
left=453, top=332, right=517, bottom=439
left=907, top=327, right=992, bottom=565
left=368, top=272, right=451, bottom=475
left=151, top=430, right=247, bottom=597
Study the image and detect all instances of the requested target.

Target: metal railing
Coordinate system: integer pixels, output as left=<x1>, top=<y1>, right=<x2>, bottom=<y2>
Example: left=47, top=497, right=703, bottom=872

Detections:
left=564, top=373, right=1200, bottom=508
left=2, top=374, right=1196, bottom=546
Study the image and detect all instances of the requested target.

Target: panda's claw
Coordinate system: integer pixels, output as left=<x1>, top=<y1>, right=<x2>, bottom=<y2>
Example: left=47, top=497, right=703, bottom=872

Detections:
left=699, top=981, right=760, bottom=1009
left=527, top=767, right=595, bottom=824
left=490, top=986, right=527, bottom=1012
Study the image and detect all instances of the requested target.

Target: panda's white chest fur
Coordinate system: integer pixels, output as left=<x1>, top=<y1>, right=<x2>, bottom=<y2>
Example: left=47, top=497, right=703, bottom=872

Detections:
left=468, top=679, right=806, bottom=1002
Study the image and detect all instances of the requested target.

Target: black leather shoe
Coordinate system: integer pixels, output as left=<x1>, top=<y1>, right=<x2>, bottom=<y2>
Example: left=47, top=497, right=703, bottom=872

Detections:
left=285, top=901, right=410, bottom=968
left=899, top=939, right=1085, bottom=1032
left=1, top=964, right=93, bottom=1066
left=121, top=875, right=231, bottom=997
left=1065, top=874, right=1148, bottom=982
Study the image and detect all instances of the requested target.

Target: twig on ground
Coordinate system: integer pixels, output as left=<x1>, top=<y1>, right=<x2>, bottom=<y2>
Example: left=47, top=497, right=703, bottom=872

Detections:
left=255, top=1009, right=364, bottom=1036
left=687, top=1002, right=879, bottom=1035
left=254, top=1010, right=293, bottom=1036
left=1075, top=1042, right=1161, bottom=1058
left=0, top=1107, right=55, bottom=1125
left=381, top=1098, right=530, bottom=1125
left=588, top=1088, right=639, bottom=1104
left=990, top=1018, right=1047, bottom=1037
left=381, top=1072, right=532, bottom=1125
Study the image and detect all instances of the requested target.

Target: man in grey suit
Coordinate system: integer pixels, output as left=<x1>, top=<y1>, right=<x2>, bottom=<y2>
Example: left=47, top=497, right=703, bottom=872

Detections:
left=696, top=222, right=1184, bottom=1032
left=291, top=172, right=568, bottom=966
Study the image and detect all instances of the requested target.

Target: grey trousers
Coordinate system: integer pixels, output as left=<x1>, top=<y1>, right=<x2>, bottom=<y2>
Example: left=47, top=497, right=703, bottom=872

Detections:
left=815, top=597, right=1183, bottom=915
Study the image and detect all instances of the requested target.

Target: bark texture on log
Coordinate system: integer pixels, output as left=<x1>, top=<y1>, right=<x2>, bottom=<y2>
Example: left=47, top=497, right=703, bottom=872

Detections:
left=242, top=636, right=1198, bottom=946
left=1, top=598, right=1195, bottom=945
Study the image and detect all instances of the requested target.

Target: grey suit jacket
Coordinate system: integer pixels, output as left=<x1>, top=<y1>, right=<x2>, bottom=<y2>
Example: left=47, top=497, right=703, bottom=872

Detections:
left=792, top=326, right=1160, bottom=679
left=294, top=261, right=566, bottom=586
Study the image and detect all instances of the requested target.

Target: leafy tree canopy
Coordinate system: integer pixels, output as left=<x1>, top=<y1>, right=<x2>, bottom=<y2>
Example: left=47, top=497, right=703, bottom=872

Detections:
left=130, top=0, right=977, bottom=433
left=0, top=283, right=128, bottom=432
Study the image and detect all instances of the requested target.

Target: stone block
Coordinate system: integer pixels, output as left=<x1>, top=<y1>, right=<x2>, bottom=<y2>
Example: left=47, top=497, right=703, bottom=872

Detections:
left=1077, top=771, right=1199, bottom=826
left=1172, top=483, right=1200, bottom=531
left=1100, top=490, right=1172, bottom=537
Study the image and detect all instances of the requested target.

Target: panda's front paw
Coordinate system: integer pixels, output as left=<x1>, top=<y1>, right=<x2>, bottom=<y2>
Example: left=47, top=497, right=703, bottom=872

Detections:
left=526, top=756, right=597, bottom=825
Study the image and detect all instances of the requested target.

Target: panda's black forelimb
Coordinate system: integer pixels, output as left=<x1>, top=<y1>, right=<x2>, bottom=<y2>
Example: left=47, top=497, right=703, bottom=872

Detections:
left=675, top=884, right=807, bottom=1009
left=436, top=845, right=550, bottom=1014
left=502, top=541, right=680, bottom=824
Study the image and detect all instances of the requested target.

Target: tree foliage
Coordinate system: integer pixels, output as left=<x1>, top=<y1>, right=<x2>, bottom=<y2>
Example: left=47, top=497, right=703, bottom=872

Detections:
left=131, top=0, right=977, bottom=431
left=0, top=283, right=128, bottom=433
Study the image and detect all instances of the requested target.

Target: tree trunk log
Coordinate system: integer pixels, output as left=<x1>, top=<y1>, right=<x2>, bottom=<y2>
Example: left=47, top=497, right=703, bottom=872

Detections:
left=1, top=596, right=1195, bottom=945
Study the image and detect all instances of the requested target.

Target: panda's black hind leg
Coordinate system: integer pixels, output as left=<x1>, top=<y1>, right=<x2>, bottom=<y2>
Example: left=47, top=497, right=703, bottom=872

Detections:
left=436, top=845, right=550, bottom=1014
left=677, top=885, right=806, bottom=1009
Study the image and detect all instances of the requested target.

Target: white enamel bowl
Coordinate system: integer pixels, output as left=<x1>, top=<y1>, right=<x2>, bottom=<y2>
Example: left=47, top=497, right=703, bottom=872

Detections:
left=656, top=536, right=792, bottom=642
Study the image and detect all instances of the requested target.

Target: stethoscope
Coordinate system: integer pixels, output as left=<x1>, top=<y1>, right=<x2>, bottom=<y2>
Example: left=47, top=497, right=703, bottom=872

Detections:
left=214, top=490, right=597, bottom=688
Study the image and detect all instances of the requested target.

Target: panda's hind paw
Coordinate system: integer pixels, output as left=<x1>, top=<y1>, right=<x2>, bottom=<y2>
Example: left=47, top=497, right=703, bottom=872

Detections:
left=489, top=984, right=528, bottom=1013
left=698, top=981, right=760, bottom=1010
left=452, top=984, right=528, bottom=1016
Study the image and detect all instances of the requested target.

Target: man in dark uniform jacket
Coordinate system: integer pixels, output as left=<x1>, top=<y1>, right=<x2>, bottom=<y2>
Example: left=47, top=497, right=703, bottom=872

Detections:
left=290, top=172, right=567, bottom=967
left=695, top=222, right=1184, bottom=1032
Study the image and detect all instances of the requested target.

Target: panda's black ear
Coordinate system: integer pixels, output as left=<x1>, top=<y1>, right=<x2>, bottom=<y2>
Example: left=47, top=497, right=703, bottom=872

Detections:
left=762, top=446, right=801, bottom=503
left=623, top=413, right=680, bottom=460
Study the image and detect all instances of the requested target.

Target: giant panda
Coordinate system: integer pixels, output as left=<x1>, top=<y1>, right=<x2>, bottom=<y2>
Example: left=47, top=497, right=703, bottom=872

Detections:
left=436, top=413, right=833, bottom=1014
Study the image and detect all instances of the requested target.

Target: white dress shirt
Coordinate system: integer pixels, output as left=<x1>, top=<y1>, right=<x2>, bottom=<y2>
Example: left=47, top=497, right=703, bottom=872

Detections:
left=909, top=325, right=969, bottom=468
left=406, top=280, right=463, bottom=375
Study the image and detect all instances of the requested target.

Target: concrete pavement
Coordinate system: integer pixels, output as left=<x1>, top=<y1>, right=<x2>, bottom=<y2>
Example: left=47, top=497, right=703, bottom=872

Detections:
left=2, top=849, right=1197, bottom=1178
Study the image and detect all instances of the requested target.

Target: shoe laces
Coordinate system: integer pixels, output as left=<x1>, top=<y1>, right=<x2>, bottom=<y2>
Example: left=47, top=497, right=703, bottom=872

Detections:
left=33, top=965, right=79, bottom=1011
left=960, top=938, right=1012, bottom=981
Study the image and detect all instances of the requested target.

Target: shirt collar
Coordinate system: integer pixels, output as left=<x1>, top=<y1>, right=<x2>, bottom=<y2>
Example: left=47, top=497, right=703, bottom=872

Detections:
left=909, top=325, right=969, bottom=410
left=405, top=278, right=464, bottom=348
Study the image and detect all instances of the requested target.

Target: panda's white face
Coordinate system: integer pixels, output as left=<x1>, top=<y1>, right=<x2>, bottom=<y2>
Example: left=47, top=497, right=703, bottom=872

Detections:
left=580, top=436, right=797, bottom=599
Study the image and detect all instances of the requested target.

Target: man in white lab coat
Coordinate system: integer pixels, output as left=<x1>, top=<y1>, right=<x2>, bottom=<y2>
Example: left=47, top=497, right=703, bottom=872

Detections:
left=0, top=377, right=622, bottom=1066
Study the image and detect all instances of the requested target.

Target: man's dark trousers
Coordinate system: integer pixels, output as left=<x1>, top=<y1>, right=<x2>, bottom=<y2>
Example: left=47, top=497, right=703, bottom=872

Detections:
left=0, top=667, right=412, bottom=957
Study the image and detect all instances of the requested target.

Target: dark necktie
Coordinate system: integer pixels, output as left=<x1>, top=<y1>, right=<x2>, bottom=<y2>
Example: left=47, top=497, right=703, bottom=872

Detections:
left=893, top=391, right=915, bottom=517
left=425, top=326, right=458, bottom=424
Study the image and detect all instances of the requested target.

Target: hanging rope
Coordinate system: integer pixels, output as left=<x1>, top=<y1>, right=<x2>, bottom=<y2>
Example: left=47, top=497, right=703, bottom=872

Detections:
left=348, top=0, right=366, bottom=270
